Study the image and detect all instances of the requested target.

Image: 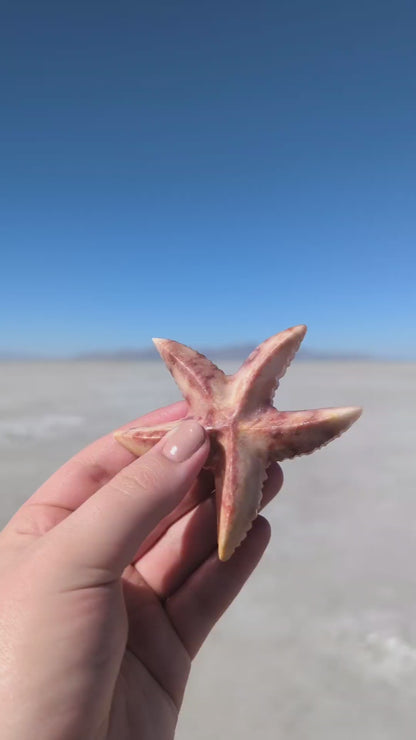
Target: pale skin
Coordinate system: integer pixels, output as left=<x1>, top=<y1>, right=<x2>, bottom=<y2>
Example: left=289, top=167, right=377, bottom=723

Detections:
left=0, top=402, right=283, bottom=740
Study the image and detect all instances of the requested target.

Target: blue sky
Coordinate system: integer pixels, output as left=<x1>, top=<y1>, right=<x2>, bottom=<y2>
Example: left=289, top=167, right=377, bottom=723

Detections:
left=1, top=0, right=415, bottom=358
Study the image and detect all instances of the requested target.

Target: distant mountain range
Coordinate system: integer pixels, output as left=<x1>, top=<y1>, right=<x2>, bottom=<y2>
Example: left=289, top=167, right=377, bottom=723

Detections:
left=74, top=344, right=374, bottom=361
left=0, top=344, right=381, bottom=361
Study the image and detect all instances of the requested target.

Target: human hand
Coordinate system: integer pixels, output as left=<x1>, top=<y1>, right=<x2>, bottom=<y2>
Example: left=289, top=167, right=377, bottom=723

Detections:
left=0, top=402, right=283, bottom=740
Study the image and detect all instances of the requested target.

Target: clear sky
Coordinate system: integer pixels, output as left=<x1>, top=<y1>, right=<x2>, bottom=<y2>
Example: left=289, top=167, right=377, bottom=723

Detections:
left=1, top=0, right=415, bottom=358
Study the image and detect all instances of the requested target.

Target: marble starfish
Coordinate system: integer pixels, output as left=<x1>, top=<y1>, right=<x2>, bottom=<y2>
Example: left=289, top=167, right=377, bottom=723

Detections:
left=114, top=325, right=362, bottom=561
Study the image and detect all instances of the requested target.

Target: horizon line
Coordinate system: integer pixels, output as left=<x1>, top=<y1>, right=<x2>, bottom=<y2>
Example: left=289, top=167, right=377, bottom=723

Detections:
left=0, top=342, right=412, bottom=362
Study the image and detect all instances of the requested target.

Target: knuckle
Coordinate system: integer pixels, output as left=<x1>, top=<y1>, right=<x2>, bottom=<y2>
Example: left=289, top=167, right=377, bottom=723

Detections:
left=135, top=463, right=162, bottom=493
left=115, top=462, right=162, bottom=500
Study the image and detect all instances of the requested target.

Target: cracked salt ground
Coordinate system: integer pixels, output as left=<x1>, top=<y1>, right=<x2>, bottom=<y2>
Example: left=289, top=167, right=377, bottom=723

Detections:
left=321, top=614, right=416, bottom=689
left=363, top=633, right=416, bottom=683
left=0, top=414, right=84, bottom=444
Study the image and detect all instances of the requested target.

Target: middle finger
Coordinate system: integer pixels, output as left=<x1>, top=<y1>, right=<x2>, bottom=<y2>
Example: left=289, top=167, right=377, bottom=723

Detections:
left=134, top=463, right=283, bottom=598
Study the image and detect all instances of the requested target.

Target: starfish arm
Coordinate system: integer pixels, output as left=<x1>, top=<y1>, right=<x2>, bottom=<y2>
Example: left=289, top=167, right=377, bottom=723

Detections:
left=248, top=406, right=362, bottom=461
left=114, top=421, right=178, bottom=456
left=230, top=325, right=307, bottom=414
left=215, top=429, right=269, bottom=561
left=152, top=338, right=226, bottom=417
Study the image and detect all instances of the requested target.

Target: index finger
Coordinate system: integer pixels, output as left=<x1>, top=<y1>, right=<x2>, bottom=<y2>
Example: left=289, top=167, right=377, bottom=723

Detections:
left=26, top=401, right=188, bottom=510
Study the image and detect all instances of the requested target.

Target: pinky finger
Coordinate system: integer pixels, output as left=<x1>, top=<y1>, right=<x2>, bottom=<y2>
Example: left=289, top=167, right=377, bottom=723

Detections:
left=165, top=516, right=271, bottom=659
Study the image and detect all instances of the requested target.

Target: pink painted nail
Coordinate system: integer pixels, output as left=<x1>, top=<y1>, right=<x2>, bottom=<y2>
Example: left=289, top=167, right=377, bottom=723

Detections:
left=162, top=420, right=206, bottom=462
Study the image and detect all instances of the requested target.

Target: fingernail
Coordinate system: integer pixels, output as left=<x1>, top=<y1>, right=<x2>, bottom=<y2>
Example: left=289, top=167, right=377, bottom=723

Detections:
left=162, top=420, right=206, bottom=462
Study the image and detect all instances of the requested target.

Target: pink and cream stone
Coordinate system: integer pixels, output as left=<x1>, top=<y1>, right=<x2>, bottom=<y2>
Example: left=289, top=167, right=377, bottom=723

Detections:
left=114, top=325, right=362, bottom=561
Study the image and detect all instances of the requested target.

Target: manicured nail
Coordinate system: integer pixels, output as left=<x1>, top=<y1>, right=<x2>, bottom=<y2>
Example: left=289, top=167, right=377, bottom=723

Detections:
left=162, top=420, right=206, bottom=462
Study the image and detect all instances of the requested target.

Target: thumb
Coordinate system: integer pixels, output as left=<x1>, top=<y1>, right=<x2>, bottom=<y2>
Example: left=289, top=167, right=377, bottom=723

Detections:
left=50, top=420, right=209, bottom=577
